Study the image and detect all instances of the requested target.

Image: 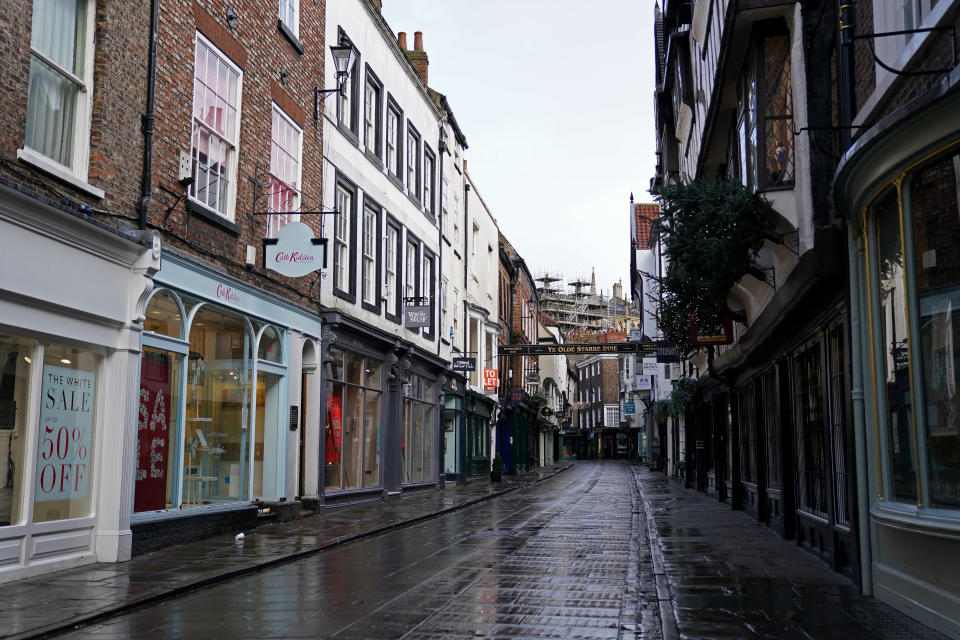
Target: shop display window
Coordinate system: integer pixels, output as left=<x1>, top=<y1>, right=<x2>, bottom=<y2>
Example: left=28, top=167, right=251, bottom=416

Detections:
left=258, top=326, right=281, bottom=363
left=324, top=348, right=382, bottom=491
left=403, top=373, right=435, bottom=484
left=134, top=346, right=180, bottom=511
left=185, top=305, right=250, bottom=505
left=873, top=188, right=918, bottom=502
left=0, top=335, right=38, bottom=527
left=34, top=344, right=99, bottom=523
left=910, top=153, right=960, bottom=508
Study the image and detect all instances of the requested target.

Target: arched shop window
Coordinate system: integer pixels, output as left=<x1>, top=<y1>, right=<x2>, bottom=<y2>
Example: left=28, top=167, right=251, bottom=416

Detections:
left=866, top=148, right=960, bottom=509
left=144, top=290, right=183, bottom=338
left=135, top=289, right=186, bottom=512
left=324, top=348, right=382, bottom=491
left=257, top=326, right=282, bottom=363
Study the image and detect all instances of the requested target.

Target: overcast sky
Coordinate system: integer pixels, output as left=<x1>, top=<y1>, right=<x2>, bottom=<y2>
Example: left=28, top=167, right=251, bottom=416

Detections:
left=381, top=0, right=657, bottom=298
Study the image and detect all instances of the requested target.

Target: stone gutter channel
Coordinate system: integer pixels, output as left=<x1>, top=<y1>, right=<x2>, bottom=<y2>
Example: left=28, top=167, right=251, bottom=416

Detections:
left=6, top=465, right=572, bottom=640
left=631, top=465, right=680, bottom=640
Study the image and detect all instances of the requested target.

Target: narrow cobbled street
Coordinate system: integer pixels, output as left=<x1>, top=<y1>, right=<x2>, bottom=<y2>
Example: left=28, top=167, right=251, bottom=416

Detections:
left=28, top=462, right=939, bottom=640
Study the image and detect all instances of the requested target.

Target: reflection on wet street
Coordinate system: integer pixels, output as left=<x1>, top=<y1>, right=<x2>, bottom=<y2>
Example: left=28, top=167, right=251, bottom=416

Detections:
left=65, top=463, right=653, bottom=639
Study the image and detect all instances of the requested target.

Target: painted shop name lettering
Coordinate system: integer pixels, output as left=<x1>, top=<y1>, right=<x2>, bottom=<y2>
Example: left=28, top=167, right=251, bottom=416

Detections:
left=215, top=284, right=240, bottom=303
left=274, top=250, right=315, bottom=264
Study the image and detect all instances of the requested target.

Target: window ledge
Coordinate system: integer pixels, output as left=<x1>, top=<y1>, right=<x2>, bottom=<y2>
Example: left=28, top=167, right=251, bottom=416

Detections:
left=186, top=199, right=241, bottom=235
left=364, top=149, right=383, bottom=171
left=406, top=192, right=422, bottom=209
left=17, top=147, right=105, bottom=199
left=872, top=502, right=960, bottom=539
left=277, top=19, right=304, bottom=55
left=387, top=172, right=404, bottom=192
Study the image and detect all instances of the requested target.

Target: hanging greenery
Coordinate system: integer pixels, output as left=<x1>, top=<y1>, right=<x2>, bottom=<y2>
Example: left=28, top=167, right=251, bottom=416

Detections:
left=668, top=378, right=696, bottom=416
left=647, top=179, right=776, bottom=355
left=653, top=400, right=671, bottom=424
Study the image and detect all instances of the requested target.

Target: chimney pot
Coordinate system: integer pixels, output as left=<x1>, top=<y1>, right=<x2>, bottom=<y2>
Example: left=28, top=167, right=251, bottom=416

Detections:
left=398, top=31, right=407, bottom=49
left=414, top=31, right=423, bottom=51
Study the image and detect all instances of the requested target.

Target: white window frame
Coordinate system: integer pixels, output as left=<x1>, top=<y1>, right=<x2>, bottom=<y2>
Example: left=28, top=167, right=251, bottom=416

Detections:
left=405, top=239, right=418, bottom=300
left=385, top=223, right=399, bottom=316
left=334, top=184, right=352, bottom=293
left=386, top=105, right=401, bottom=176
left=267, top=104, right=302, bottom=237
left=21, top=0, right=97, bottom=190
left=279, top=0, right=299, bottom=39
left=406, top=126, right=421, bottom=200
left=188, top=33, right=243, bottom=220
left=362, top=203, right=378, bottom=305
left=605, top=405, right=620, bottom=428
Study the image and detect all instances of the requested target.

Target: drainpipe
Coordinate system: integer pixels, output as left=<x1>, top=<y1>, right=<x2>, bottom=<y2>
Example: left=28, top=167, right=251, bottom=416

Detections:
left=463, top=179, right=471, bottom=355
left=839, top=2, right=857, bottom=149
left=850, top=227, right=873, bottom=595
left=138, top=0, right=159, bottom=230
left=437, top=126, right=445, bottom=358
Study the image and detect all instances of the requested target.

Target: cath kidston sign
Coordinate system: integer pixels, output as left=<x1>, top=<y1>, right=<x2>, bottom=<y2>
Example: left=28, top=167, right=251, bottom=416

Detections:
left=34, top=365, right=94, bottom=502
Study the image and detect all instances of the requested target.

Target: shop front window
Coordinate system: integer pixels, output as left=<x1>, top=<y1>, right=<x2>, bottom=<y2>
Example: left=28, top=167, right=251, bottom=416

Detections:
left=324, top=348, right=382, bottom=491
left=185, top=305, right=250, bottom=505
left=911, top=152, right=960, bottom=508
left=34, top=344, right=99, bottom=523
left=144, top=290, right=182, bottom=337
left=0, top=335, right=38, bottom=527
left=135, top=346, right=180, bottom=511
left=403, top=374, right=436, bottom=484
left=874, top=188, right=918, bottom=502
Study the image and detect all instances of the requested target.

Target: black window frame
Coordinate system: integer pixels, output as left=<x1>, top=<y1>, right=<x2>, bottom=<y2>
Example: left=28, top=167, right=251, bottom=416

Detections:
left=332, top=172, right=358, bottom=303
left=406, top=122, right=422, bottom=203
left=404, top=231, right=421, bottom=335
left=423, top=144, right=437, bottom=221
left=385, top=94, right=404, bottom=188
left=422, top=247, right=436, bottom=340
left=360, top=194, right=383, bottom=314
left=384, top=215, right=403, bottom=324
left=363, top=65, right=383, bottom=165
left=336, top=28, right=361, bottom=143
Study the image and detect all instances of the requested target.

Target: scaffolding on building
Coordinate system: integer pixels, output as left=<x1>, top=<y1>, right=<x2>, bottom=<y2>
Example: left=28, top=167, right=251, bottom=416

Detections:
left=534, top=268, right=642, bottom=339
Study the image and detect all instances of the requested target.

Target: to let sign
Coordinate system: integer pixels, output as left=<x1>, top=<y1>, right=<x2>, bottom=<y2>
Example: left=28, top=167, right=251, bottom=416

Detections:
left=405, top=305, right=431, bottom=328
left=483, top=368, right=498, bottom=387
left=263, top=221, right=326, bottom=277
left=35, top=365, right=94, bottom=502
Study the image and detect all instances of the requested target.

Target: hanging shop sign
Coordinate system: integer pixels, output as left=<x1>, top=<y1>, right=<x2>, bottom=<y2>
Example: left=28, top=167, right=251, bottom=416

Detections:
left=642, top=358, right=658, bottom=374
left=452, top=357, right=476, bottom=371
left=625, top=402, right=636, bottom=415
left=404, top=305, right=431, bottom=328
left=511, top=390, right=524, bottom=401
left=637, top=375, right=652, bottom=390
left=690, top=317, right=733, bottom=345
left=262, top=221, right=326, bottom=277
left=525, top=371, right=541, bottom=385
left=35, top=365, right=94, bottom=502
left=656, top=342, right=681, bottom=363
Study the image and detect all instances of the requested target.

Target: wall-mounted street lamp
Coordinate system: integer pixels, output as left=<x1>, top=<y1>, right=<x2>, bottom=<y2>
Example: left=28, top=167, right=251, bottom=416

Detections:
left=314, top=44, right=357, bottom=121
left=320, top=44, right=356, bottom=99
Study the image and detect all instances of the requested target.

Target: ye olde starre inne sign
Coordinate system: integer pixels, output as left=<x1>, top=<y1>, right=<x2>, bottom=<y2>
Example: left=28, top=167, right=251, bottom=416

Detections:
left=263, top=221, right=326, bottom=277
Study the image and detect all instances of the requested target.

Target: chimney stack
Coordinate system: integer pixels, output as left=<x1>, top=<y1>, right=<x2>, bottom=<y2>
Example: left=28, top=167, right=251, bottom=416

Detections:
left=397, top=31, right=407, bottom=49
left=405, top=31, right=429, bottom=86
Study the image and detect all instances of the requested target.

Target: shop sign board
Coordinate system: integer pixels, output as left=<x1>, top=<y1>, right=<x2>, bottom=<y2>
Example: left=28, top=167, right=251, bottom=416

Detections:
left=262, top=221, right=326, bottom=277
left=452, top=357, right=476, bottom=371
left=637, top=375, right=652, bottom=390
left=625, top=401, right=636, bottom=415
left=404, top=305, right=431, bottom=328
left=35, top=365, right=94, bottom=502
left=656, top=342, right=681, bottom=363
left=691, top=317, right=734, bottom=345
left=511, top=390, right=524, bottom=401
left=642, top=357, right=658, bottom=374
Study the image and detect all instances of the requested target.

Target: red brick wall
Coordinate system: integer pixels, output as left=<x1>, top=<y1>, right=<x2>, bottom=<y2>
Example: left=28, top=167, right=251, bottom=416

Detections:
left=149, top=0, right=327, bottom=308
left=0, top=1, right=150, bottom=222
left=601, top=358, right=619, bottom=404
